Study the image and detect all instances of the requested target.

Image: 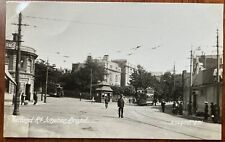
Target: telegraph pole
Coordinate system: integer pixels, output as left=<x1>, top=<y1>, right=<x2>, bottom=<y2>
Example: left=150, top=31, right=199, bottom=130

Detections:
left=90, top=68, right=93, bottom=99
left=173, top=63, right=176, bottom=101
left=188, top=49, right=193, bottom=115
left=44, top=59, right=48, bottom=103
left=216, top=29, right=220, bottom=121
left=13, top=13, right=22, bottom=115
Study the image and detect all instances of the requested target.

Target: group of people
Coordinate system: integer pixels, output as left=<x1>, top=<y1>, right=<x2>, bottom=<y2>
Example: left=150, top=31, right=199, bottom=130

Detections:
left=14, top=92, right=38, bottom=106
left=104, top=94, right=125, bottom=118
left=204, top=102, right=220, bottom=123
left=160, top=100, right=183, bottom=114
left=172, top=101, right=183, bottom=115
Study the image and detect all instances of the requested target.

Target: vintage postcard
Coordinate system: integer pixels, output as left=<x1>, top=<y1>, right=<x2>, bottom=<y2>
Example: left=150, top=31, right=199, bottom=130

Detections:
left=4, top=1, right=223, bottom=139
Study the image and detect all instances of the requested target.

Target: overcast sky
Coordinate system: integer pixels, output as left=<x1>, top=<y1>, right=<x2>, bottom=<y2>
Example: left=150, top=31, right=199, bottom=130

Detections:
left=6, top=2, right=223, bottom=73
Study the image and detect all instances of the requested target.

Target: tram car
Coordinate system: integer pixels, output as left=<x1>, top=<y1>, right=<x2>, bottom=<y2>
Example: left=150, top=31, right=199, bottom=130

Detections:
left=136, top=87, right=154, bottom=106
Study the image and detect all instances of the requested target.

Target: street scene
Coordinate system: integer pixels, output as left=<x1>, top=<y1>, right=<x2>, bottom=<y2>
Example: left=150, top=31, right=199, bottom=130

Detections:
left=4, top=2, right=223, bottom=140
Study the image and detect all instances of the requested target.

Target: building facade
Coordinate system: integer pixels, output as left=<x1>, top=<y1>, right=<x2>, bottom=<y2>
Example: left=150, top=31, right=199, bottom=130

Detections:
left=5, top=39, right=38, bottom=101
left=182, top=55, right=223, bottom=115
left=101, top=55, right=121, bottom=86
left=111, top=59, right=136, bottom=87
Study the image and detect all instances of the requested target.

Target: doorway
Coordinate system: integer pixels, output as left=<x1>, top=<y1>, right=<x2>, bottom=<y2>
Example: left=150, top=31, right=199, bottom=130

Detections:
left=25, top=84, right=31, bottom=101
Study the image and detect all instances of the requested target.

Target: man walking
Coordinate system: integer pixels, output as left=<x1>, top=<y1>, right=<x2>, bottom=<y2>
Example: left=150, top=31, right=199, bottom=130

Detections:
left=117, top=94, right=124, bottom=118
left=105, top=96, right=109, bottom=109
left=161, top=100, right=166, bottom=113
left=33, top=92, right=38, bottom=105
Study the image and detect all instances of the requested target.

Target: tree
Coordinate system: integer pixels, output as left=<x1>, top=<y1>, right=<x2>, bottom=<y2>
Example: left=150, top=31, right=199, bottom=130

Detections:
left=123, top=86, right=136, bottom=96
left=34, top=59, right=63, bottom=93
left=111, top=86, right=124, bottom=96
left=60, top=56, right=106, bottom=92
left=130, top=65, right=160, bottom=91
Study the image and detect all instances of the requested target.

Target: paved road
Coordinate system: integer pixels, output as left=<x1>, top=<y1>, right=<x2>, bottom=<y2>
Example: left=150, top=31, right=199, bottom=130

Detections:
left=4, top=97, right=221, bottom=139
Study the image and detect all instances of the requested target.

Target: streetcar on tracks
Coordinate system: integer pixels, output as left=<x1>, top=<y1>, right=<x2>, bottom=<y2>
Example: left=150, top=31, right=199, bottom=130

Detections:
left=136, top=87, right=154, bottom=106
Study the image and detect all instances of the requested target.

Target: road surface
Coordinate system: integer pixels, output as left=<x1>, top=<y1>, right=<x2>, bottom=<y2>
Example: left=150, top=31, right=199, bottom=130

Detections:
left=4, top=96, right=221, bottom=139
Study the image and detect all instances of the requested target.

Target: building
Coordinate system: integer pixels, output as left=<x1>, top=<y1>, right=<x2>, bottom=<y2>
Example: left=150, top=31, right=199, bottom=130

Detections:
left=72, top=63, right=85, bottom=73
left=111, top=59, right=136, bottom=87
left=101, top=55, right=121, bottom=86
left=182, top=54, right=223, bottom=115
left=193, top=54, right=223, bottom=73
left=5, top=36, right=38, bottom=101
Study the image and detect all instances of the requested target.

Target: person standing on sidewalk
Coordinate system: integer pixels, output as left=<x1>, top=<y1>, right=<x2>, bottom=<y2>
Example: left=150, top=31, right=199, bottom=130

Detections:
left=161, top=100, right=166, bottom=113
left=178, top=102, right=183, bottom=115
left=21, top=92, right=25, bottom=105
left=117, top=94, right=124, bottom=118
left=204, top=102, right=209, bottom=121
left=33, top=92, right=38, bottom=105
left=210, top=102, right=215, bottom=122
left=105, top=96, right=109, bottom=109
left=79, top=93, right=82, bottom=101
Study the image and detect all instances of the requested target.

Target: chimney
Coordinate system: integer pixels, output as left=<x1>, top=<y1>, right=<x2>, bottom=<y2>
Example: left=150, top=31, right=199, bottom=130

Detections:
left=103, top=55, right=109, bottom=61
left=12, top=33, right=18, bottom=42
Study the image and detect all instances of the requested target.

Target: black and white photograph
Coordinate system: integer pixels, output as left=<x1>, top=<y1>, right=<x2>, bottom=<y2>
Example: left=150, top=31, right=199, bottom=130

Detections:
left=4, top=1, right=223, bottom=139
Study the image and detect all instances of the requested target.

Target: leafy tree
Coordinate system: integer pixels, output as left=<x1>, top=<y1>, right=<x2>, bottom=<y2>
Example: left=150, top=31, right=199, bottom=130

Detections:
left=60, top=56, right=106, bottom=92
left=34, top=59, right=63, bottom=93
left=123, top=86, right=136, bottom=96
left=130, top=65, right=160, bottom=91
left=111, top=86, right=124, bottom=96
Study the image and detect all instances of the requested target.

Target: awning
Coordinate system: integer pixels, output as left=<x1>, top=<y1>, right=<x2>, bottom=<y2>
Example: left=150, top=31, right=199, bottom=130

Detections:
left=5, top=70, right=17, bottom=85
left=96, top=86, right=113, bottom=92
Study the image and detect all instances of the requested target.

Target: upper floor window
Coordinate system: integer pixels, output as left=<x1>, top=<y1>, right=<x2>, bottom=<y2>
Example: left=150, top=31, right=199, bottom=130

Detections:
left=27, top=59, right=32, bottom=73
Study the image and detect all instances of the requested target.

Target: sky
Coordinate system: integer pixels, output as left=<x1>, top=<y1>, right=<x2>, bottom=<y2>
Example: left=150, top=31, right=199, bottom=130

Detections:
left=6, top=2, right=224, bottom=74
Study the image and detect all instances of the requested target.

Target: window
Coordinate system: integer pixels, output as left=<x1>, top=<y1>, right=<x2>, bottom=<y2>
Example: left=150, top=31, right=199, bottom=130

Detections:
left=27, top=59, right=32, bottom=73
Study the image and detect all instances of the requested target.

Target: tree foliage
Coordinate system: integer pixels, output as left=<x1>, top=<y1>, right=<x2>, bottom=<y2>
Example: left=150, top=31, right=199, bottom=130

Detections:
left=60, top=56, right=106, bottom=92
left=34, top=59, right=63, bottom=93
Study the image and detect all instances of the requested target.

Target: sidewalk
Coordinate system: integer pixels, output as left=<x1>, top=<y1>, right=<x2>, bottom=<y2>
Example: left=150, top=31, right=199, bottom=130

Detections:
left=4, top=93, right=47, bottom=137
left=151, top=104, right=218, bottom=123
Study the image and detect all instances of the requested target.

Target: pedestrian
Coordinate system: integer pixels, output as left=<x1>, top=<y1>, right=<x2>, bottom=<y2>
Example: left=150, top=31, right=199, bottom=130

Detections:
left=204, top=102, right=209, bottom=121
left=179, top=102, right=183, bottom=115
left=21, top=92, right=25, bottom=105
left=161, top=100, right=166, bottom=112
left=105, top=96, right=109, bottom=109
left=210, top=102, right=215, bottom=122
left=172, top=101, right=176, bottom=114
left=117, top=94, right=125, bottom=118
left=12, top=93, right=15, bottom=105
left=79, top=93, right=82, bottom=101
left=33, top=92, right=38, bottom=105
left=154, top=99, right=157, bottom=106
left=214, top=104, right=219, bottom=123
left=188, top=102, right=192, bottom=115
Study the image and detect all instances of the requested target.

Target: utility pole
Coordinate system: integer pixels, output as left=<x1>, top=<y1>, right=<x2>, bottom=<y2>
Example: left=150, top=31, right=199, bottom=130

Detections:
left=44, top=59, right=48, bottom=103
left=13, top=13, right=22, bottom=115
left=90, top=68, right=93, bottom=99
left=188, top=49, right=193, bottom=115
left=216, top=29, right=220, bottom=121
left=173, top=63, right=176, bottom=101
